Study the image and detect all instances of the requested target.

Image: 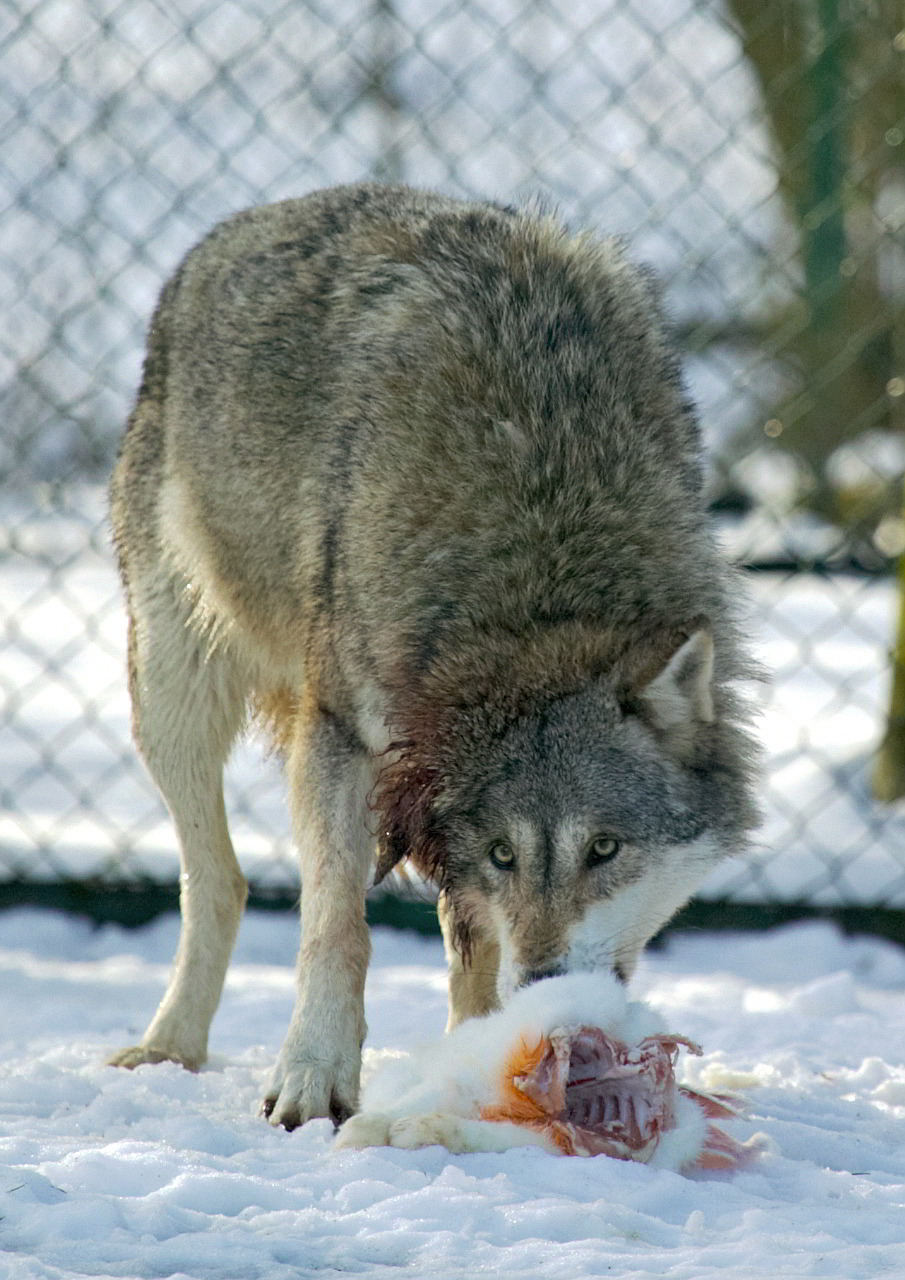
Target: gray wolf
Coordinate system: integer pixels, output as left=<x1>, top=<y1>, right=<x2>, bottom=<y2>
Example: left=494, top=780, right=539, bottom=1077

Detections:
left=108, top=182, right=758, bottom=1131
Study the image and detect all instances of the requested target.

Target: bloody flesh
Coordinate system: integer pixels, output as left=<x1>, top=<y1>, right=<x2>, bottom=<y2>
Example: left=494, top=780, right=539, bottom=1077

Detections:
left=481, top=1025, right=756, bottom=1169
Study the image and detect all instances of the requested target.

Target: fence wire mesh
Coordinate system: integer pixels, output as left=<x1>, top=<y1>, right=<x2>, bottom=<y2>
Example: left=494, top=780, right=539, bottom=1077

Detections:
left=2, top=0, right=904, bottom=905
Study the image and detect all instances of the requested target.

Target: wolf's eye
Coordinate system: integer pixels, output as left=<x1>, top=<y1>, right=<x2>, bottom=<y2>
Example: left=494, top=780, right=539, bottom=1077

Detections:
left=587, top=836, right=620, bottom=867
left=488, top=841, right=515, bottom=870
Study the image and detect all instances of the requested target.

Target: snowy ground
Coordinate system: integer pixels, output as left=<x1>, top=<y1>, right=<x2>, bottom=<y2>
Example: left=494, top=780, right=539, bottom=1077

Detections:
left=1, top=908, right=905, bottom=1279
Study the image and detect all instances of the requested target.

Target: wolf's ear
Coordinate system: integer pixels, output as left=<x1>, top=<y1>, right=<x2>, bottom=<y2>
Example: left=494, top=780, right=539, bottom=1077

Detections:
left=640, top=628, right=714, bottom=736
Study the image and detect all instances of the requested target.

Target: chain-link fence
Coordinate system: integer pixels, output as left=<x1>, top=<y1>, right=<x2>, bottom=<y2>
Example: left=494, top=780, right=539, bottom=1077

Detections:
left=2, top=0, right=904, bottom=907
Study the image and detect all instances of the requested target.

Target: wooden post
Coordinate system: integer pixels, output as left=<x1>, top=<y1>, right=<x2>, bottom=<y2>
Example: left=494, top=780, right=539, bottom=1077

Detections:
left=873, top=498, right=905, bottom=801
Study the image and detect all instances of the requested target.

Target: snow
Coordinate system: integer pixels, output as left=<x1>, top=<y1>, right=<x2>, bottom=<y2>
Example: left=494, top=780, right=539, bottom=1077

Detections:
left=2, top=909, right=905, bottom=1278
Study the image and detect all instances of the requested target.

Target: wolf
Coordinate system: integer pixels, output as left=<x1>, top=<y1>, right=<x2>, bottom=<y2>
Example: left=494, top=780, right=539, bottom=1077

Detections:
left=108, top=182, right=758, bottom=1131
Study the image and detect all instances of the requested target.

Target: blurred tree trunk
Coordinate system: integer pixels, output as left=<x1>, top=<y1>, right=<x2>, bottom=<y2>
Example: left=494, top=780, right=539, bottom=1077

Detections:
left=730, top=1, right=905, bottom=801
left=874, top=500, right=905, bottom=801
left=848, top=5, right=905, bottom=800
left=727, top=0, right=904, bottom=512
left=369, top=0, right=404, bottom=184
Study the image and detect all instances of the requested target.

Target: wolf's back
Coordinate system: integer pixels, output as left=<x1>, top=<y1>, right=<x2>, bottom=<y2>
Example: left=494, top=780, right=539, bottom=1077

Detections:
left=115, top=184, right=742, bottom=697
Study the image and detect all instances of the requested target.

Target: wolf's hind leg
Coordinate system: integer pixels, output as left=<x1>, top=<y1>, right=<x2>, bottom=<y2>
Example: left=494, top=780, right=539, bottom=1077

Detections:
left=262, top=707, right=374, bottom=1129
left=108, top=574, right=248, bottom=1072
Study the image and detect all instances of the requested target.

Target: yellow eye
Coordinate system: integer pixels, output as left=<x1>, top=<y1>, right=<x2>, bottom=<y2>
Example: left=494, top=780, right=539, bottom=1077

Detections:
left=488, top=841, right=515, bottom=870
left=588, top=836, right=620, bottom=867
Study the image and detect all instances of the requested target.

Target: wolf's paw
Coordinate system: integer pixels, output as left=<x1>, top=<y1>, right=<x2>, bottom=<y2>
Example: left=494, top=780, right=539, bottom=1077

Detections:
left=261, top=1046, right=360, bottom=1131
left=107, top=1043, right=203, bottom=1072
left=333, top=1112, right=393, bottom=1150
left=388, top=1112, right=471, bottom=1153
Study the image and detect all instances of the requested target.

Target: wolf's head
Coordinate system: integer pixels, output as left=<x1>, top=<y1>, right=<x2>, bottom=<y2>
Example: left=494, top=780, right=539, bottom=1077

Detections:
left=374, top=627, right=757, bottom=1000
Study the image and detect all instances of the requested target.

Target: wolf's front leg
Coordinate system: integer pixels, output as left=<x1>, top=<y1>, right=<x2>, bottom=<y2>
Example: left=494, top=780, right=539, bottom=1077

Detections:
left=438, top=892, right=501, bottom=1031
left=262, top=707, right=376, bottom=1130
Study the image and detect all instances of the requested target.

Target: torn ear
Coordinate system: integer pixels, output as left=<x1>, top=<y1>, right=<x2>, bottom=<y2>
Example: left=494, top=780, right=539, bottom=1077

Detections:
left=640, top=628, right=714, bottom=740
